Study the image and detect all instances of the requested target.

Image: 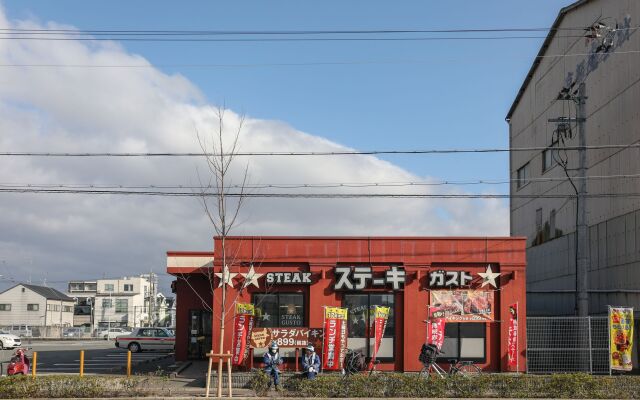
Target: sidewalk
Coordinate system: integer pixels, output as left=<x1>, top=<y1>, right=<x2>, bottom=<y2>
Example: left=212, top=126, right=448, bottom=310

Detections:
left=165, top=360, right=255, bottom=397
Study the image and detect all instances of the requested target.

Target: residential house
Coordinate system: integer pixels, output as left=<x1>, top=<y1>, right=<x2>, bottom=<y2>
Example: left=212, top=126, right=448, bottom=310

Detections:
left=0, top=283, right=74, bottom=327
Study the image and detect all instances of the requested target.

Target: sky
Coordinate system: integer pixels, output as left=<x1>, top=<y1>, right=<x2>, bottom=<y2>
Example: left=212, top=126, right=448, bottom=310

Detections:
left=0, top=0, right=577, bottom=295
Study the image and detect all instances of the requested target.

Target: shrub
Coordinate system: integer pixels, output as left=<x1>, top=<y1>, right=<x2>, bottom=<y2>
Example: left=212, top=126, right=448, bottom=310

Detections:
left=268, top=371, right=640, bottom=399
left=248, top=370, right=271, bottom=397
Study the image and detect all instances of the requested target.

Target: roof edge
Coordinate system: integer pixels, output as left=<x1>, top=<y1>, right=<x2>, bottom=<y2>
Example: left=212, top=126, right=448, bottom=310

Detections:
left=505, top=0, right=592, bottom=121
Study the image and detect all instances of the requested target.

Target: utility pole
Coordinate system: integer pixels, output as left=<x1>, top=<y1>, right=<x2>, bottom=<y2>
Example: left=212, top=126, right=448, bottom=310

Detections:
left=575, top=82, right=589, bottom=317
left=549, top=82, right=588, bottom=317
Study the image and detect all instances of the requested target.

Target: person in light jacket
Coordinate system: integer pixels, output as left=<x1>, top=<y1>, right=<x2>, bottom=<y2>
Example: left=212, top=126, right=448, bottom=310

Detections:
left=263, top=341, right=283, bottom=389
left=301, top=345, right=321, bottom=379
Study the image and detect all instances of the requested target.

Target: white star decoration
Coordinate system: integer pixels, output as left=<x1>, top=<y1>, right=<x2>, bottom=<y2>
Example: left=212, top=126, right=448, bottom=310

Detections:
left=240, top=265, right=264, bottom=288
left=478, top=265, right=501, bottom=288
left=214, top=265, right=237, bottom=288
left=261, top=313, right=270, bottom=321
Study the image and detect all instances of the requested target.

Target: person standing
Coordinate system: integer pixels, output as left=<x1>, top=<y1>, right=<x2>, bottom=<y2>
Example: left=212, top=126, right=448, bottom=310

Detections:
left=301, top=344, right=321, bottom=379
left=263, top=341, right=283, bottom=389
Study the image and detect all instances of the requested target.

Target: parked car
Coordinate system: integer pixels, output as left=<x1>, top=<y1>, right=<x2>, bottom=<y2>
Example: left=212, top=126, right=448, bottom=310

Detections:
left=0, top=330, right=22, bottom=349
left=115, top=327, right=175, bottom=353
left=98, top=327, right=132, bottom=340
left=8, top=325, right=32, bottom=338
left=165, top=328, right=175, bottom=336
left=62, top=327, right=84, bottom=338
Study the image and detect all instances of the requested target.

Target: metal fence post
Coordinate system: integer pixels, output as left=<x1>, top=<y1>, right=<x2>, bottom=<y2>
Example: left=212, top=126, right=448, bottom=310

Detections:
left=588, top=316, right=593, bottom=374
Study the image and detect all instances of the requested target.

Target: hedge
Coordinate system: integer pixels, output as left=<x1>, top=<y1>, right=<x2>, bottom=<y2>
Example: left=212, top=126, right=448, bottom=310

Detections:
left=0, top=375, right=169, bottom=398
left=249, top=372, right=640, bottom=399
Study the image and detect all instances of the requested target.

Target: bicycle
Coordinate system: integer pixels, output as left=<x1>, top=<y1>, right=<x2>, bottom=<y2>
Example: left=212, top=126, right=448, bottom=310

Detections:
left=343, top=349, right=380, bottom=378
left=418, top=343, right=482, bottom=378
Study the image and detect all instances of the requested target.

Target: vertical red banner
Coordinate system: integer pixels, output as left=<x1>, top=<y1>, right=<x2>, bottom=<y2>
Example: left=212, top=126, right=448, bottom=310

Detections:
left=369, top=306, right=390, bottom=368
left=427, top=306, right=446, bottom=350
left=231, top=303, right=255, bottom=366
left=322, top=306, right=348, bottom=371
left=507, top=302, right=518, bottom=368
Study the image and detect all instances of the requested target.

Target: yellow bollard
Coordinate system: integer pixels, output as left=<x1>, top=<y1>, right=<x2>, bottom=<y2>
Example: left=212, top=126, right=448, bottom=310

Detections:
left=80, top=350, right=84, bottom=377
left=31, top=351, right=37, bottom=379
left=126, top=350, right=131, bottom=377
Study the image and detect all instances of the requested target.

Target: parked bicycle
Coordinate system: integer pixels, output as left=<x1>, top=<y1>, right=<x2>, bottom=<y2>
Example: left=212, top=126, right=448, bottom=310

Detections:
left=418, top=343, right=482, bottom=378
left=343, top=349, right=380, bottom=377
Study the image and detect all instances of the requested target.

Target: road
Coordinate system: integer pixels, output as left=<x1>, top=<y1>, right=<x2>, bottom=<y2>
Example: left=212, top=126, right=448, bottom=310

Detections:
left=0, top=340, right=173, bottom=375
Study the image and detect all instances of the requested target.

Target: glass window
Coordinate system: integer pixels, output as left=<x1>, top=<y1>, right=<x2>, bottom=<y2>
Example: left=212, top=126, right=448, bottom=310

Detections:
left=439, top=323, right=486, bottom=362
left=0, top=304, right=11, bottom=311
left=63, top=305, right=73, bottom=312
left=343, top=293, right=395, bottom=359
left=155, top=329, right=169, bottom=337
left=102, top=299, right=112, bottom=308
left=542, top=145, right=558, bottom=172
left=115, top=299, right=128, bottom=313
left=105, top=284, right=114, bottom=292
left=253, top=293, right=305, bottom=328
left=27, top=304, right=39, bottom=311
left=516, top=163, right=529, bottom=189
left=124, top=284, right=133, bottom=292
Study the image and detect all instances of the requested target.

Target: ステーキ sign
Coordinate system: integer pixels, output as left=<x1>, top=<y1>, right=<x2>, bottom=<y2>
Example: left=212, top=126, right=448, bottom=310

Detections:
left=334, top=266, right=405, bottom=291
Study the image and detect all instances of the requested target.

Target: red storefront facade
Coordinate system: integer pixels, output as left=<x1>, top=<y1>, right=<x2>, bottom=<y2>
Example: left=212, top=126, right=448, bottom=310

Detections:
left=167, top=236, right=526, bottom=372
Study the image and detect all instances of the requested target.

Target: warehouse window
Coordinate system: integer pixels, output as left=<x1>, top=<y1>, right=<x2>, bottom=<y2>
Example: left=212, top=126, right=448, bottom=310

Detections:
left=63, top=305, right=73, bottom=312
left=516, top=163, right=530, bottom=189
left=253, top=293, right=305, bottom=328
left=542, top=142, right=559, bottom=172
left=115, top=299, right=128, bottom=313
left=27, top=304, right=39, bottom=311
left=0, top=304, right=11, bottom=311
left=342, top=293, right=395, bottom=359
left=439, top=323, right=486, bottom=362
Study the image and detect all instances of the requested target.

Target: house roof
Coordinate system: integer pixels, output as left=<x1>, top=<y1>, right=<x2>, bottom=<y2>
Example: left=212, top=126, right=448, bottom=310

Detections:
left=505, top=0, right=593, bottom=121
left=9, top=283, right=75, bottom=301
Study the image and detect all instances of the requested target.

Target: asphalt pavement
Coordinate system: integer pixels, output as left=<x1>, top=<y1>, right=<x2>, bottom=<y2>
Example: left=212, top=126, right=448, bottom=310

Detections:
left=0, top=340, right=173, bottom=375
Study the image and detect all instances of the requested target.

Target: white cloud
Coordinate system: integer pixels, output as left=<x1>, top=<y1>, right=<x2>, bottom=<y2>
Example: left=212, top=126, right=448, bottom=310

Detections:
left=0, top=6, right=508, bottom=293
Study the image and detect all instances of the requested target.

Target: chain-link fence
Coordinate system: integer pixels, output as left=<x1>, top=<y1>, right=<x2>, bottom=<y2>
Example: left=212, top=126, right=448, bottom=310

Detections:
left=1, top=325, right=96, bottom=339
left=527, top=316, right=610, bottom=374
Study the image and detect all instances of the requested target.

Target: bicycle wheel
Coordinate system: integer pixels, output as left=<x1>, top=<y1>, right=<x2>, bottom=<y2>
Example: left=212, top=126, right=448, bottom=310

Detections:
left=420, top=365, right=444, bottom=379
left=455, top=363, right=482, bottom=376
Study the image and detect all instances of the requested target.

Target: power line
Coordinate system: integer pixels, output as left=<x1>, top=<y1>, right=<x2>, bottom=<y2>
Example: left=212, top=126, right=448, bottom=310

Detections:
left=0, top=35, right=584, bottom=43
left=2, top=143, right=640, bottom=157
left=2, top=50, right=639, bottom=69
left=0, top=26, right=611, bottom=35
left=1, top=187, right=639, bottom=199
left=3, top=173, right=640, bottom=190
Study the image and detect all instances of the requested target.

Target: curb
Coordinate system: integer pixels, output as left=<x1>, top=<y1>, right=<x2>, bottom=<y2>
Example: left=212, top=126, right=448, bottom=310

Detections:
left=170, top=361, right=192, bottom=378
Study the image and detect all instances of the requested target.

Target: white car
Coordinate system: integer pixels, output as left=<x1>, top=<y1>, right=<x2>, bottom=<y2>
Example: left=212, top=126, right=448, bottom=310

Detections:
left=98, top=327, right=132, bottom=340
left=115, top=327, right=175, bottom=353
left=0, top=330, right=22, bottom=349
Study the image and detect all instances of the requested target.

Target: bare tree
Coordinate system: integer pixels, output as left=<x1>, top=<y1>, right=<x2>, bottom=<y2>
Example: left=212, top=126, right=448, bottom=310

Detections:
left=196, top=106, right=249, bottom=397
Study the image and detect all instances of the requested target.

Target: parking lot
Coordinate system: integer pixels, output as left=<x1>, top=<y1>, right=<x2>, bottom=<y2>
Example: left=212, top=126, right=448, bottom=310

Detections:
left=0, top=340, right=173, bottom=375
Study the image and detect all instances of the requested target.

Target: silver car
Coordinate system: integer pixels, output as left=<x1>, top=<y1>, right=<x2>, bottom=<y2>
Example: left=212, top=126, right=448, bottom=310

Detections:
left=115, top=327, right=175, bottom=353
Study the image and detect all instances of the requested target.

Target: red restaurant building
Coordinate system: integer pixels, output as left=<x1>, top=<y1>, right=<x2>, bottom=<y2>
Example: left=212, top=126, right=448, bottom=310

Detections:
left=167, top=236, right=526, bottom=372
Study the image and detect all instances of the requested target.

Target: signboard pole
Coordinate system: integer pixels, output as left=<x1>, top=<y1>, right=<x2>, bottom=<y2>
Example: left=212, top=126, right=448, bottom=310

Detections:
left=321, top=306, right=326, bottom=373
left=608, top=305, right=612, bottom=376
left=516, top=302, right=519, bottom=373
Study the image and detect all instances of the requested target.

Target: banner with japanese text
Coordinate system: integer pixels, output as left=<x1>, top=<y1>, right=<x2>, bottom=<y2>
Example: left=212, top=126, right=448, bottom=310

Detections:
left=430, top=290, right=494, bottom=322
left=322, top=306, right=348, bottom=371
left=426, top=306, right=446, bottom=350
left=369, top=306, right=390, bottom=367
left=507, top=303, right=518, bottom=368
left=231, top=303, right=255, bottom=366
left=609, top=307, right=634, bottom=371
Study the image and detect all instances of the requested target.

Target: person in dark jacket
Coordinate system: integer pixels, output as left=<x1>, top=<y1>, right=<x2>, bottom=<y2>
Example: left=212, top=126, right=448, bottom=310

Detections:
left=263, top=341, right=283, bottom=389
left=301, top=345, right=321, bottom=379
